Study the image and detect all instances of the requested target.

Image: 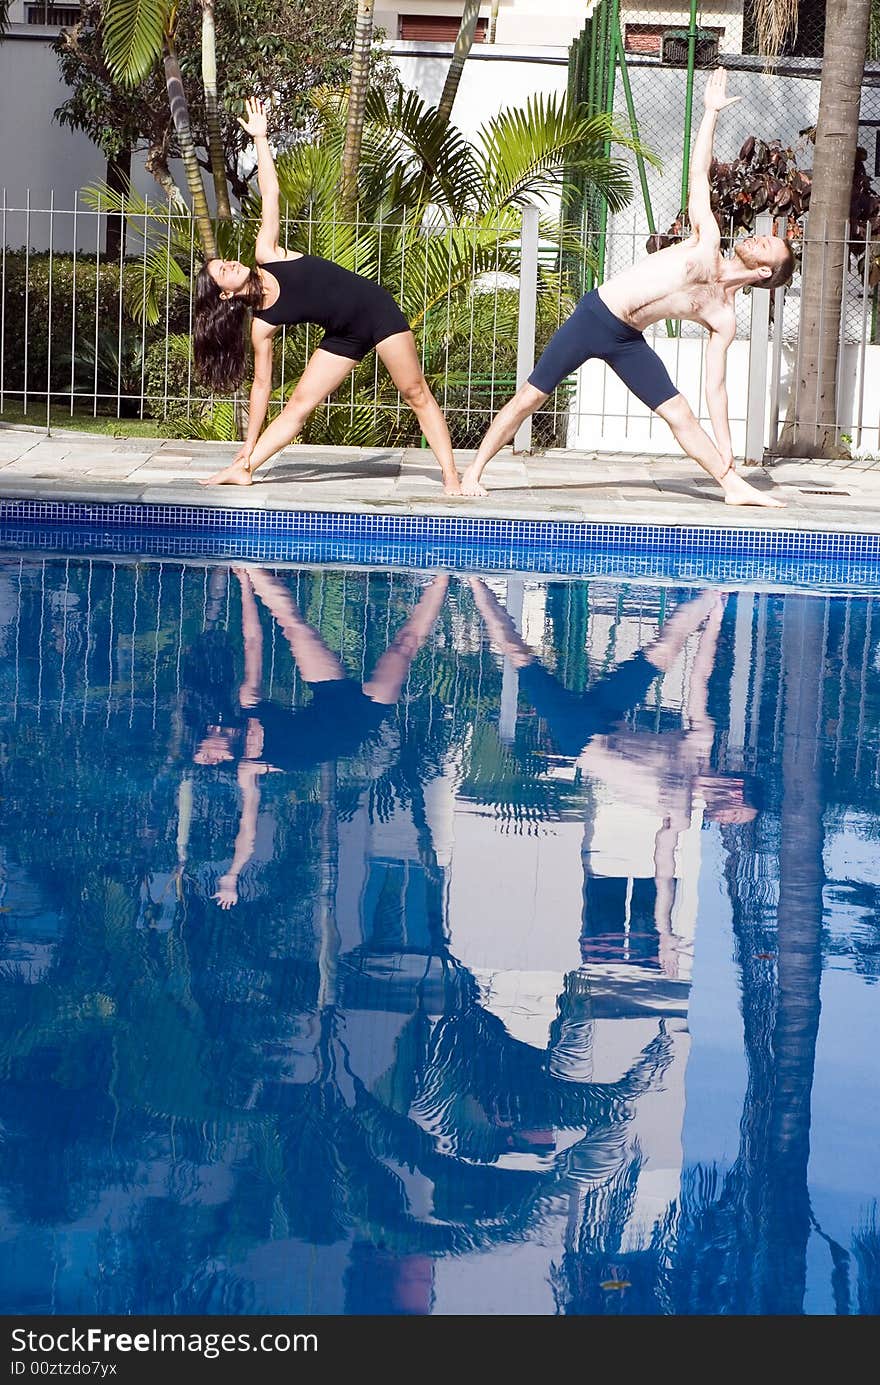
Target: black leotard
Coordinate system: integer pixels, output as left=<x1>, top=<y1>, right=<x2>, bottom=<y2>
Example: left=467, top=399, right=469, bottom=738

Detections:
left=254, top=254, right=410, bottom=361
left=241, top=679, right=391, bottom=773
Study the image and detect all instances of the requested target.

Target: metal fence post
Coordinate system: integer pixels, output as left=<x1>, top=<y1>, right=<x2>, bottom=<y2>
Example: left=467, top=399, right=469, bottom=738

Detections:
left=514, top=204, right=540, bottom=455
left=46, top=190, right=54, bottom=436
left=744, top=212, right=773, bottom=466
left=767, top=284, right=785, bottom=451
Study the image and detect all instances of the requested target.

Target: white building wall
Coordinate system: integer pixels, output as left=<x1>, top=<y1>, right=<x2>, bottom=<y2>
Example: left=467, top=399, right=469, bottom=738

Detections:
left=376, top=0, right=590, bottom=49
left=0, top=31, right=211, bottom=251
left=0, top=33, right=108, bottom=226
left=388, top=39, right=570, bottom=138
left=620, top=1, right=745, bottom=52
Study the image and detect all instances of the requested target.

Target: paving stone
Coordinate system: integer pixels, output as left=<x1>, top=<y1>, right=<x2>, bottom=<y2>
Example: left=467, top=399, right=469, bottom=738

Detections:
left=3, top=430, right=880, bottom=534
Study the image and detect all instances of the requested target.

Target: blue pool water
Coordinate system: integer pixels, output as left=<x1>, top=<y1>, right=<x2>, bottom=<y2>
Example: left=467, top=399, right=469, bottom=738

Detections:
left=0, top=553, right=878, bottom=1316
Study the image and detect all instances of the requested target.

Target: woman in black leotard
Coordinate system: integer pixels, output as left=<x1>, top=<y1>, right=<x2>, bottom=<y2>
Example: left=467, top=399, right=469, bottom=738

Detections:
left=194, top=98, right=462, bottom=494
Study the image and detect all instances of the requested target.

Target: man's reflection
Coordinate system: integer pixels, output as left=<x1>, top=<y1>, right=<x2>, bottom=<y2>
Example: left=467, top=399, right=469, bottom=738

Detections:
left=469, top=579, right=760, bottom=982
left=191, top=567, right=449, bottom=906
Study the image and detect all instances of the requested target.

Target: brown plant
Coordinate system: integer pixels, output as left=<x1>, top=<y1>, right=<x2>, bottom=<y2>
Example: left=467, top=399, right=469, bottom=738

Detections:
left=647, top=132, right=880, bottom=283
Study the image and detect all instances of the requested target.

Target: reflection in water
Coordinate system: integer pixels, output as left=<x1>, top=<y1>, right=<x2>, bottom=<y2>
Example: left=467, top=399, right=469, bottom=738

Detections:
left=0, top=558, right=877, bottom=1315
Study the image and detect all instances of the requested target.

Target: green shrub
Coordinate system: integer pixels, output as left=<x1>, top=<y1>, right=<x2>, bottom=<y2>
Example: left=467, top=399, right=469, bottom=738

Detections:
left=0, top=251, right=187, bottom=414
left=144, top=334, right=210, bottom=435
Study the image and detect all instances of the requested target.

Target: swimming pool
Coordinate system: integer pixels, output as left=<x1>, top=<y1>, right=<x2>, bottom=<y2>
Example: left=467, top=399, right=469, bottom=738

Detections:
left=0, top=552, right=877, bottom=1316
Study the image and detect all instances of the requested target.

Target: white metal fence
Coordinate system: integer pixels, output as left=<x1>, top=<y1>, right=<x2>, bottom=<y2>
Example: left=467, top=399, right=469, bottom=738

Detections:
left=574, top=213, right=880, bottom=460
left=0, top=194, right=576, bottom=452
left=1, top=193, right=877, bottom=461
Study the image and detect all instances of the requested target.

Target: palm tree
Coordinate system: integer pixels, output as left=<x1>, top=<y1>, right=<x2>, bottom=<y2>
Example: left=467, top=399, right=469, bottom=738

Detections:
left=436, top=0, right=483, bottom=126
left=338, top=0, right=375, bottom=215
left=101, top=0, right=219, bottom=256
left=199, top=0, right=232, bottom=219
left=778, top=0, right=873, bottom=455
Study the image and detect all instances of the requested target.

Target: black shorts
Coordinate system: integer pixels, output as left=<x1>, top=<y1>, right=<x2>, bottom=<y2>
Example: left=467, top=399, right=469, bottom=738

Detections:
left=529, top=289, right=679, bottom=409
left=321, top=290, right=410, bottom=362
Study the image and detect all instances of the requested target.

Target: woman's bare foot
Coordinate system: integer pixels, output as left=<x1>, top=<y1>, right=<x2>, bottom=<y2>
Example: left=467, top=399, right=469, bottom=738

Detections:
left=721, top=471, right=785, bottom=508
left=460, top=465, right=488, bottom=497
left=201, top=460, right=254, bottom=487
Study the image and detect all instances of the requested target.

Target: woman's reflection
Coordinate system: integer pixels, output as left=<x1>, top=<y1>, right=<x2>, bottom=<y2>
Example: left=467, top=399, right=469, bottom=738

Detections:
left=192, top=567, right=449, bottom=906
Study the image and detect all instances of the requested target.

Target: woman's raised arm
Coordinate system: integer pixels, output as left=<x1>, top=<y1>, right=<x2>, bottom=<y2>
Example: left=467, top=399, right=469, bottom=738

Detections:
left=239, top=96, right=282, bottom=264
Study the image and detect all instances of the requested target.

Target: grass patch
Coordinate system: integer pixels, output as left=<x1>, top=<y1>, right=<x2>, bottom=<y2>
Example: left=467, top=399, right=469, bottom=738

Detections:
left=0, top=403, right=165, bottom=439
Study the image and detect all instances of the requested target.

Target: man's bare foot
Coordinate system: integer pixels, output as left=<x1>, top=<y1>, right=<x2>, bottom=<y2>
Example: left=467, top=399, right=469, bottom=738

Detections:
left=721, top=471, right=785, bottom=508
left=201, top=460, right=254, bottom=487
left=443, top=474, right=463, bottom=496
left=460, top=466, right=488, bottom=497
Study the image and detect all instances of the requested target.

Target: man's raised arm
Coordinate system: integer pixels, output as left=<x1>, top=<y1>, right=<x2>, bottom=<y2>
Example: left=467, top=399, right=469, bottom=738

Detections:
left=687, top=68, right=740, bottom=243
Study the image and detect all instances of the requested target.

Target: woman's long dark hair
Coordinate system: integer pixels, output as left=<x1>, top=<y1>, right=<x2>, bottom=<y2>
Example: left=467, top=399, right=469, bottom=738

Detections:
left=193, top=263, right=264, bottom=392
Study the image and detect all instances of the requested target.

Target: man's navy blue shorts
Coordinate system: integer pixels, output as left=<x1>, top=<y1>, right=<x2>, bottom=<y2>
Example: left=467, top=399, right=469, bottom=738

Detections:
left=528, top=289, right=679, bottom=409
left=519, top=652, right=658, bottom=758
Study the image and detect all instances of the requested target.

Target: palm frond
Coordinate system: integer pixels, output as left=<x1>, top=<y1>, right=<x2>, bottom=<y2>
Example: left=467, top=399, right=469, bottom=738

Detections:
left=126, top=245, right=191, bottom=324
left=750, top=0, right=799, bottom=59
left=476, top=96, right=655, bottom=211
left=82, top=182, right=195, bottom=324
left=363, top=88, right=484, bottom=216
left=101, top=0, right=170, bottom=86
left=176, top=398, right=238, bottom=442
left=271, top=145, right=346, bottom=227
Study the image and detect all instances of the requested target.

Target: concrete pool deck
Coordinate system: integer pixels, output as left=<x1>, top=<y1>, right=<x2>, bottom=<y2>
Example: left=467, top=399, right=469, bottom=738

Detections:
left=2, top=423, right=880, bottom=534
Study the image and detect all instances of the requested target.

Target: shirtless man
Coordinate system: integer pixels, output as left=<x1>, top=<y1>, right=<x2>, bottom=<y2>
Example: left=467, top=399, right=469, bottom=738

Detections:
left=460, top=69, right=791, bottom=507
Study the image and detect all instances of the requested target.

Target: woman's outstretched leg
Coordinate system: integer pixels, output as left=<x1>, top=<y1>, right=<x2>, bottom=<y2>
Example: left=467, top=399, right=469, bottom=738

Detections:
left=234, top=568, right=264, bottom=707
left=375, top=332, right=462, bottom=496
left=245, top=566, right=347, bottom=683
left=468, top=577, right=535, bottom=667
left=364, top=573, right=450, bottom=704
left=203, top=349, right=356, bottom=486
left=470, top=576, right=721, bottom=677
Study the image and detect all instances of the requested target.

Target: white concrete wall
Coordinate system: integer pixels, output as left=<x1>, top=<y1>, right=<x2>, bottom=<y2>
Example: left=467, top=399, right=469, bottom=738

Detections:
left=620, top=1, right=745, bottom=53
left=378, top=0, right=747, bottom=50
left=389, top=39, right=570, bottom=138
left=0, top=33, right=108, bottom=233
left=0, top=32, right=213, bottom=251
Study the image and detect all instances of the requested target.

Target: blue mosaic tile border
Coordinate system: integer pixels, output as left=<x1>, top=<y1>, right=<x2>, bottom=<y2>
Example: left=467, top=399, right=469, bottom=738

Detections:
left=2, top=497, right=880, bottom=593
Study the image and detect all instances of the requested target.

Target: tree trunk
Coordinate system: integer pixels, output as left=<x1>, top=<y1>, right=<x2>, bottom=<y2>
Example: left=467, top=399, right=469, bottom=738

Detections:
left=338, top=0, right=375, bottom=216
left=104, top=148, right=132, bottom=259
left=777, top=0, right=871, bottom=456
left=488, top=0, right=500, bottom=43
left=436, top=0, right=482, bottom=125
left=146, top=142, right=186, bottom=207
left=200, top=0, right=232, bottom=219
left=164, top=40, right=217, bottom=259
